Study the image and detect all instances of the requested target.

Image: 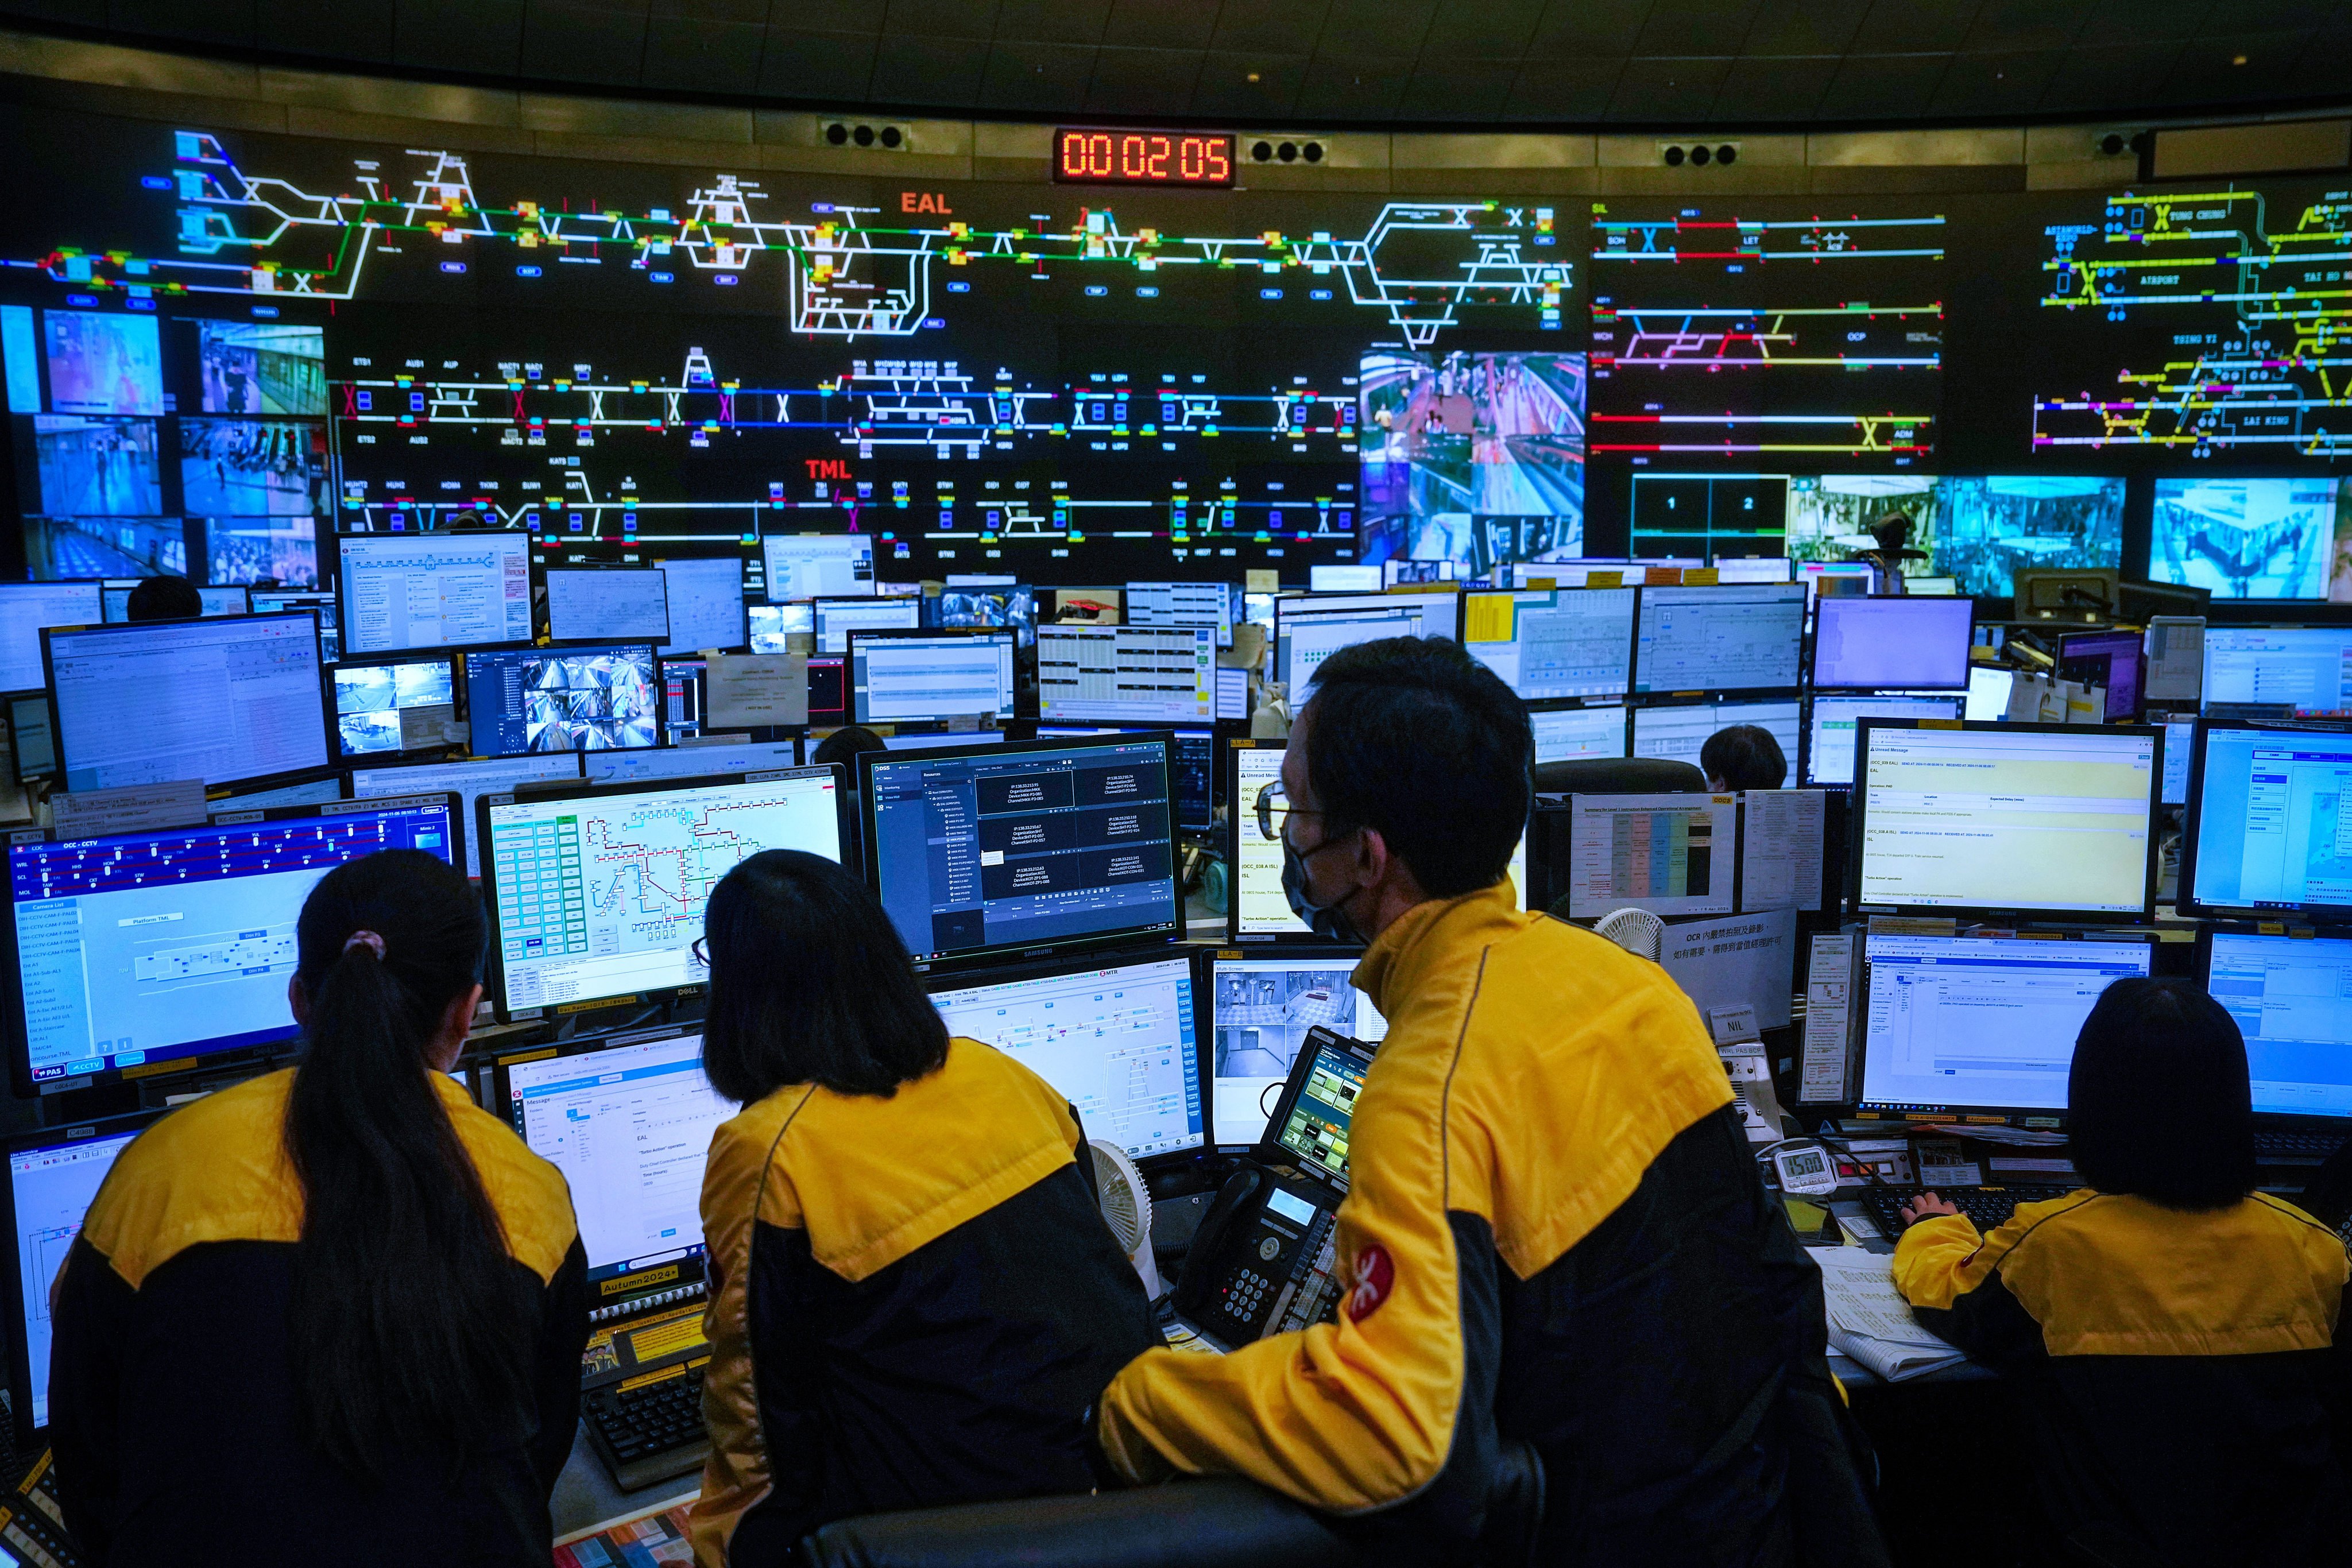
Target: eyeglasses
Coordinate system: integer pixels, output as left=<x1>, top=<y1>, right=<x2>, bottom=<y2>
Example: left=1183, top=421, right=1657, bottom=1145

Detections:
left=691, top=937, right=709, bottom=968
left=1254, top=780, right=1325, bottom=844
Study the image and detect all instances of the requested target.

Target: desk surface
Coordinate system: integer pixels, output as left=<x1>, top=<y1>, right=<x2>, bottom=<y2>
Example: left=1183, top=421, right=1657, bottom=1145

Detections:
left=552, top=1422, right=697, bottom=1542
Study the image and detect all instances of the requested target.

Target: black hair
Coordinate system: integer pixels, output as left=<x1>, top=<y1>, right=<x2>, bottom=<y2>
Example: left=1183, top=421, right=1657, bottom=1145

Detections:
left=125, top=575, right=203, bottom=622
left=2069, top=976, right=2256, bottom=1211
left=699, top=849, right=949, bottom=1103
left=1700, top=724, right=1787, bottom=791
left=812, top=725, right=890, bottom=771
left=284, top=849, right=530, bottom=1480
left=1300, top=636, right=1531, bottom=900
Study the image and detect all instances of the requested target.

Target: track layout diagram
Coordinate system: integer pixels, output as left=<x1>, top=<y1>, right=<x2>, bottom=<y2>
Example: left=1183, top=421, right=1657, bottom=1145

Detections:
left=580, top=794, right=776, bottom=952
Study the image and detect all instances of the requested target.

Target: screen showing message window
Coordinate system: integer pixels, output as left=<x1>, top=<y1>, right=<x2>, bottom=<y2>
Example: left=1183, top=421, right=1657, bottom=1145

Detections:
left=2188, top=726, right=2352, bottom=913
left=2206, top=931, right=2352, bottom=1118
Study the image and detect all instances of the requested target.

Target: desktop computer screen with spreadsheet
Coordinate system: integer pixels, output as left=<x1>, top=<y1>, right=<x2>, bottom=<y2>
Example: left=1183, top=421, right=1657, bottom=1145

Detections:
left=1531, top=705, right=1628, bottom=765
left=764, top=536, right=873, bottom=602
left=2202, top=628, right=2352, bottom=718
left=47, top=612, right=329, bottom=791
left=1804, top=695, right=1963, bottom=787
left=2184, top=723, right=2352, bottom=917
left=929, top=953, right=1204, bottom=1160
left=1036, top=626, right=1216, bottom=725
left=1461, top=588, right=1635, bottom=700
left=2204, top=931, right=2352, bottom=1120
left=1634, top=584, right=1805, bottom=694
left=5, top=1113, right=160, bottom=1435
left=1860, top=933, right=2153, bottom=1115
left=1563, top=792, right=1738, bottom=918
left=1125, top=582, right=1235, bottom=646
left=1206, top=952, right=1387, bottom=1149
left=1273, top=593, right=1462, bottom=692
left=849, top=630, right=1017, bottom=725
left=1631, top=700, right=1801, bottom=773
left=544, top=568, right=671, bottom=645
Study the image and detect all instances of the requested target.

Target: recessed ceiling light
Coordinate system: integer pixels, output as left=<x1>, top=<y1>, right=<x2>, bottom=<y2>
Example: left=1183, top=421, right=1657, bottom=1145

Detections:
left=2233, top=53, right=2249, bottom=65
left=1247, top=72, right=1261, bottom=82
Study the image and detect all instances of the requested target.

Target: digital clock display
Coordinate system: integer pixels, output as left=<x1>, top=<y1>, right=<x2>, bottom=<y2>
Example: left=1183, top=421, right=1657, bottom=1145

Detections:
left=1054, top=129, right=1236, bottom=188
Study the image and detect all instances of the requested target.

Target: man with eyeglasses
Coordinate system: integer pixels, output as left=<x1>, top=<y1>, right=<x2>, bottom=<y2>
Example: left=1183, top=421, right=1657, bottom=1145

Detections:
left=1094, top=636, right=1877, bottom=1566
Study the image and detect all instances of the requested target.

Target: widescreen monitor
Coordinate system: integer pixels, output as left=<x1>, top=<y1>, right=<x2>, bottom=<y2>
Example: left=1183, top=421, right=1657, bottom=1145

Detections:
left=327, top=653, right=461, bottom=760
left=861, top=734, right=1178, bottom=969
left=45, top=613, right=328, bottom=791
left=336, top=532, right=532, bottom=654
left=543, top=567, right=671, bottom=644
left=1530, top=705, right=1628, bottom=765
left=2203, top=931, right=2352, bottom=1120
left=1125, top=582, right=1235, bottom=646
left=1804, top=695, right=1964, bottom=787
left=812, top=595, right=918, bottom=655
left=2181, top=722, right=2352, bottom=919
left=347, top=753, right=582, bottom=878
left=462, top=642, right=659, bottom=757
left=1810, top=598, right=1973, bottom=691
left=1634, top=584, right=1805, bottom=694
left=847, top=629, right=1016, bottom=725
left=655, top=557, right=748, bottom=655
left=763, top=535, right=873, bottom=601
left=1036, top=626, right=1215, bottom=724
left=249, top=588, right=338, bottom=661
left=1204, top=951, right=1388, bottom=1148
left=1461, top=588, right=1635, bottom=700
left=1712, top=557, right=1794, bottom=584
left=1309, top=566, right=1383, bottom=592
left=2057, top=629, right=2144, bottom=721
left=1272, top=592, right=1463, bottom=691
left=1858, top=933, right=2153, bottom=1116
left=4, top=793, right=461, bottom=1091
left=2200, top=626, right=2352, bottom=717
left=0, top=583, right=101, bottom=691
left=928, top=953, right=1205, bottom=1160
left=479, top=767, right=846, bottom=1014
left=1854, top=721, right=2159, bottom=920
left=1630, top=700, right=1801, bottom=773
left=1035, top=725, right=1214, bottom=831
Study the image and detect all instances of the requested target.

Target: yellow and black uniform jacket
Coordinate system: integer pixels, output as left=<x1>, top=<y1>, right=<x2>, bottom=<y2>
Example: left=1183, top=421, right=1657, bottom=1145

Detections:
left=1097, top=882, right=1848, bottom=1564
left=48, top=1069, right=590, bottom=1567
left=691, top=1036, right=1161, bottom=1567
left=1895, top=1190, right=2352, bottom=1567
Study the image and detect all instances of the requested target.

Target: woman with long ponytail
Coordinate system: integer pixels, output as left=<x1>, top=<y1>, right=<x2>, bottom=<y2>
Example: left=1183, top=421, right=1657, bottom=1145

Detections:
left=48, top=850, right=589, bottom=1566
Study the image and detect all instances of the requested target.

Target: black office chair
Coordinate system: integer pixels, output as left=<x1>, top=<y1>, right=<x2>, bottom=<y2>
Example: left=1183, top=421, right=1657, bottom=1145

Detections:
left=1532, top=757, right=1707, bottom=797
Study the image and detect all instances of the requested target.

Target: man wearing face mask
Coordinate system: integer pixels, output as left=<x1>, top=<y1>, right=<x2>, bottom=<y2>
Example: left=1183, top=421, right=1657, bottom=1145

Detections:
left=1095, top=637, right=1874, bottom=1566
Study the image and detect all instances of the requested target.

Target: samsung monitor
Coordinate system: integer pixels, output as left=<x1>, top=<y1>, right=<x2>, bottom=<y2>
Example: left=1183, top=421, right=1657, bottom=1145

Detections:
left=44, top=613, right=328, bottom=791
left=336, top=532, right=532, bottom=654
left=861, top=734, right=1178, bottom=969
left=1461, top=588, right=1636, bottom=700
left=1858, top=932, right=2154, bottom=1117
left=1125, top=582, right=1236, bottom=646
left=927, top=953, right=1205, bottom=1160
left=4, top=793, right=462, bottom=1091
left=347, top=753, right=583, bottom=878
left=1204, top=950, right=1388, bottom=1148
left=1036, top=626, right=1216, bottom=725
left=1810, top=597, right=1974, bottom=692
left=6, top=695, right=53, bottom=787
left=1272, top=592, right=1463, bottom=691
left=0, top=583, right=102, bottom=692
left=462, top=642, right=660, bottom=758
left=812, top=595, right=919, bottom=655
left=655, top=557, right=749, bottom=655
left=1853, top=720, right=2160, bottom=921
left=2181, top=721, right=2352, bottom=919
left=846, top=629, right=1017, bottom=726
left=1804, top=695, right=1965, bottom=787
left=479, top=766, right=846, bottom=1014
left=2202, top=930, right=2352, bottom=1120
left=1634, top=584, right=1806, bottom=694
left=543, top=566, right=671, bottom=644
left=1630, top=700, right=1801, bottom=773
left=2057, top=629, right=2145, bottom=721
left=249, top=588, right=339, bottom=661
left=2200, top=626, right=2352, bottom=717
left=326, top=653, right=463, bottom=760
left=763, top=535, right=873, bottom=601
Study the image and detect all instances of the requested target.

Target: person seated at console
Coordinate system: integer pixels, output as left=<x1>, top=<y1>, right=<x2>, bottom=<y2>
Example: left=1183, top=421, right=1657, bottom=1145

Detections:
left=123, top=574, right=202, bottom=621
left=689, top=850, right=1160, bottom=1566
left=1894, top=977, right=2352, bottom=1566
left=1701, top=722, right=1787, bottom=791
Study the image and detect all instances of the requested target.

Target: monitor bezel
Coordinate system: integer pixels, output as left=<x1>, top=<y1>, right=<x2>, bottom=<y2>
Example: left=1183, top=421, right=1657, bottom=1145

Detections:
left=2177, top=717, right=2352, bottom=922
left=1633, top=581, right=1808, bottom=697
left=844, top=626, right=1019, bottom=726
left=1850, top=717, right=2163, bottom=924
left=1807, top=594, right=1975, bottom=694
left=2194, top=923, right=2352, bottom=1129
left=331, top=529, right=534, bottom=657
left=457, top=638, right=663, bottom=761
left=322, top=650, right=465, bottom=766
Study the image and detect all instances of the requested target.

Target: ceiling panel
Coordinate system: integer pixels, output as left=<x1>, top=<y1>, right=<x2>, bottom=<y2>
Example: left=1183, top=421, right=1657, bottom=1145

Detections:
left=1295, top=52, right=1414, bottom=119
left=394, top=0, right=527, bottom=76
left=1930, top=47, right=2062, bottom=118
left=106, top=0, right=253, bottom=45
left=1504, top=55, right=1626, bottom=119
left=1187, top=49, right=1307, bottom=117
left=1083, top=44, right=1204, bottom=114
left=757, top=28, right=878, bottom=99
left=866, top=32, right=993, bottom=104
left=1098, top=0, right=1216, bottom=49
left=1961, top=0, right=2094, bottom=54
left=1208, top=0, right=1328, bottom=55
left=1847, top=0, right=1982, bottom=55
left=1605, top=53, right=1732, bottom=121
left=994, top=0, right=1112, bottom=45
left=1813, top=49, right=1952, bottom=120
left=1708, top=51, right=1837, bottom=121
left=267, top=0, right=394, bottom=62
left=2036, top=40, right=2183, bottom=113
left=639, top=15, right=763, bottom=94
left=1417, top=0, right=1548, bottom=59
left=1635, top=0, right=1766, bottom=57
left=518, top=1, right=649, bottom=88
left=1740, top=0, right=1863, bottom=56
left=883, top=0, right=997, bottom=39
left=1523, top=0, right=1657, bottom=59
left=978, top=37, right=1096, bottom=111
left=1398, top=59, right=1523, bottom=121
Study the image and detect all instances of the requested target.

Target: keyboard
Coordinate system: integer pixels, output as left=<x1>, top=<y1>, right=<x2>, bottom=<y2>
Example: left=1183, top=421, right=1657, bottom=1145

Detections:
left=1860, top=1185, right=2075, bottom=1240
left=2254, top=1129, right=2349, bottom=1162
left=585, top=1362, right=709, bottom=1491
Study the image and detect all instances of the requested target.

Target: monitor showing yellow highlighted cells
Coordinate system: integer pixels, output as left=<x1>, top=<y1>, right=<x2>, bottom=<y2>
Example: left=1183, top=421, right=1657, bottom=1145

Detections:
left=1856, top=724, right=2157, bottom=917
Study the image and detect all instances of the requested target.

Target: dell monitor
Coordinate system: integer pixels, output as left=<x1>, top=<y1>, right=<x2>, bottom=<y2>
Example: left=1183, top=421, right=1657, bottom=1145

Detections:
left=763, top=535, right=873, bottom=601
left=812, top=595, right=919, bottom=655
left=846, top=629, right=1017, bottom=725
left=1634, top=583, right=1805, bottom=694
left=544, top=566, right=672, bottom=644
left=2181, top=721, right=2352, bottom=919
left=0, top=583, right=102, bottom=692
left=2200, top=626, right=2352, bottom=718
left=1125, top=582, right=1236, bottom=646
left=2202, top=930, right=2352, bottom=1121
left=336, top=531, right=532, bottom=654
left=1810, top=597, right=1974, bottom=692
left=1461, top=588, right=1635, bottom=700
left=1272, top=593, right=1463, bottom=692
left=347, top=753, right=583, bottom=878
left=462, top=642, right=660, bottom=757
left=1804, top=695, right=1963, bottom=788
left=1035, top=626, right=1216, bottom=725
left=654, top=557, right=749, bottom=655
left=2058, top=629, right=2145, bottom=722
left=326, top=653, right=462, bottom=760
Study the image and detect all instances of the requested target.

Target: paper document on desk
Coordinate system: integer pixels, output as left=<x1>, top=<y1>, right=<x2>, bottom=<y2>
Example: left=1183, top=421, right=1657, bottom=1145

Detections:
left=1812, top=1245, right=1968, bottom=1383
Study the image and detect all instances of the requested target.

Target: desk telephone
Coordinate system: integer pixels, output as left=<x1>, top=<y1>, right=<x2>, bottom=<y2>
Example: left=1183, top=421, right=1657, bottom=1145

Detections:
left=1174, top=1027, right=1373, bottom=1346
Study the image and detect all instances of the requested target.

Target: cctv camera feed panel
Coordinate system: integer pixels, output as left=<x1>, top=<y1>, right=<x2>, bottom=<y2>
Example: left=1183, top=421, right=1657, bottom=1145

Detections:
left=929, top=953, right=1204, bottom=1160
left=2150, top=478, right=2339, bottom=600
left=1206, top=952, right=1388, bottom=1148
left=347, top=753, right=582, bottom=879
left=0, top=583, right=102, bottom=692
left=655, top=558, right=748, bottom=656
left=463, top=643, right=660, bottom=758
left=763, top=535, right=874, bottom=602
left=865, top=735, right=1178, bottom=967
left=336, top=532, right=532, bottom=655
left=544, top=567, right=671, bottom=645
left=1125, top=582, right=1236, bottom=646
left=1810, top=598, right=1973, bottom=691
left=328, top=654, right=462, bottom=760
left=2200, top=627, right=2352, bottom=717
left=1855, top=721, right=2159, bottom=920
left=46, top=613, right=328, bottom=792
left=935, top=584, right=1037, bottom=648
left=1630, top=700, right=1801, bottom=772
left=1805, top=695, right=1964, bottom=788
left=813, top=595, right=920, bottom=655
left=2204, top=931, right=2352, bottom=1120
left=1272, top=592, right=1463, bottom=691
left=6, top=793, right=461, bottom=1090
left=1036, top=626, right=1216, bottom=724
left=7, top=1114, right=160, bottom=1433
left=481, top=768, right=845, bottom=1013
left=1634, top=584, right=1805, bottom=694
left=2184, top=725, right=2352, bottom=918
left=1859, top=932, right=2154, bottom=1116
left=849, top=630, right=1018, bottom=725
left=746, top=602, right=810, bottom=654
left=1462, top=588, right=1635, bottom=700
left=1530, top=705, right=1629, bottom=766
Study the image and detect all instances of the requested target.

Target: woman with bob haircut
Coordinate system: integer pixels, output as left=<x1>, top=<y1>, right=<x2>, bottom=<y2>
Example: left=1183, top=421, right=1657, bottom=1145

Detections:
left=687, top=850, right=1160, bottom=1567
left=1894, top=975, right=2352, bottom=1566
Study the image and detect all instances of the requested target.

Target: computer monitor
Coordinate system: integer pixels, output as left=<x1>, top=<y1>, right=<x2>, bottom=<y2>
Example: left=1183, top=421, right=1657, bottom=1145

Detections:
left=326, top=653, right=462, bottom=760
left=927, top=953, right=1204, bottom=1160
left=462, top=642, right=660, bottom=757
left=4, top=792, right=462, bottom=1091
left=1797, top=561, right=1877, bottom=601
left=1217, top=665, right=1251, bottom=722
left=763, top=535, right=873, bottom=601
left=2180, top=721, right=2352, bottom=919
left=543, top=567, right=671, bottom=644
left=1562, top=792, right=1738, bottom=918
left=2159, top=717, right=2195, bottom=807
left=1712, top=557, right=1793, bottom=584
left=1630, top=700, right=1801, bottom=772
left=861, top=734, right=1178, bottom=969
left=198, top=584, right=249, bottom=617
left=812, top=595, right=919, bottom=655
left=44, top=613, right=329, bottom=791
left=1309, top=566, right=1383, bottom=593
left=655, top=557, right=749, bottom=655
left=1804, top=695, right=1964, bottom=787
left=1125, top=582, right=1236, bottom=646
left=585, top=740, right=801, bottom=787
left=806, top=655, right=846, bottom=729
left=479, top=767, right=847, bottom=1014
left=2202, top=930, right=2352, bottom=1120
left=746, top=602, right=809, bottom=653
left=7, top=695, right=53, bottom=786
left=1272, top=592, right=1463, bottom=691
left=2057, top=629, right=2145, bottom=721
left=1853, top=720, right=2160, bottom=921
left=657, top=654, right=711, bottom=742
left=1230, top=742, right=1309, bottom=940
left=846, top=629, right=1017, bottom=725
left=209, top=772, right=345, bottom=814
left=249, top=588, right=339, bottom=661
left=1858, top=932, right=2154, bottom=1116
left=1530, top=705, right=1628, bottom=765
left=1035, top=626, right=1216, bottom=724
left=1965, top=664, right=2013, bottom=722
left=879, top=730, right=1008, bottom=752
left=336, top=532, right=532, bottom=654
left=936, top=584, right=1037, bottom=649
left=1204, top=951, right=1388, bottom=1148
left=1908, top=576, right=1961, bottom=596
left=1461, top=588, right=1635, bottom=700
left=1811, top=598, right=1973, bottom=692
left=347, top=753, right=583, bottom=878
left=0, top=583, right=102, bottom=691
left=1035, top=725, right=1214, bottom=831
left=2200, top=626, right=2352, bottom=717
left=499, top=1026, right=728, bottom=1285
left=1634, top=584, right=1805, bottom=694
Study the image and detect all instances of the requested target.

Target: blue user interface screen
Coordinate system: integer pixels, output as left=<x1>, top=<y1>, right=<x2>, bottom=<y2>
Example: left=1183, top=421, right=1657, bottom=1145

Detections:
left=2207, top=932, right=2352, bottom=1119
left=868, top=739, right=1177, bottom=963
left=2191, top=728, right=2352, bottom=912
left=8, top=799, right=456, bottom=1082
